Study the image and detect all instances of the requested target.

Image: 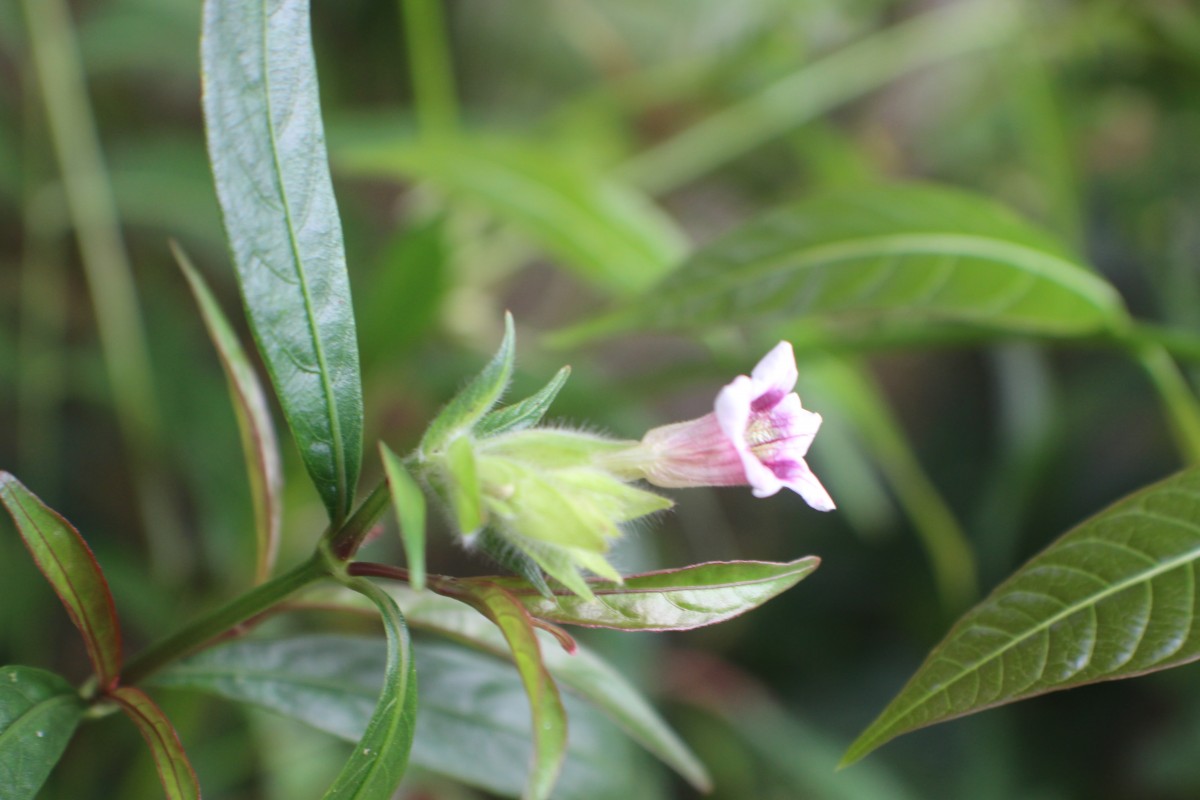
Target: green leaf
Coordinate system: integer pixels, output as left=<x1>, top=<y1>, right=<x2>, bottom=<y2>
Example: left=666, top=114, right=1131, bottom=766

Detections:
left=202, top=0, right=363, bottom=522
left=843, top=466, right=1200, bottom=765
left=445, top=435, right=484, bottom=535
left=395, top=587, right=711, bottom=792
left=110, top=687, right=200, bottom=800
left=174, top=242, right=284, bottom=583
left=335, top=134, right=687, bottom=294
left=153, top=636, right=651, bottom=800
left=0, top=666, right=86, bottom=800
left=0, top=473, right=122, bottom=688
left=493, top=558, right=820, bottom=631
left=322, top=580, right=418, bottom=800
left=559, top=184, right=1127, bottom=345
left=475, top=366, right=571, bottom=437
left=379, top=444, right=427, bottom=592
left=420, top=313, right=514, bottom=456
left=459, top=584, right=567, bottom=800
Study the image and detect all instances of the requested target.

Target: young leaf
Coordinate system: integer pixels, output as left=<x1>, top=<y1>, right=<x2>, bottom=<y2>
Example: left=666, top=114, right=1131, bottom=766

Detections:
left=0, top=666, right=86, bottom=800
left=203, top=0, right=363, bottom=523
left=173, top=242, right=283, bottom=583
left=475, top=366, right=571, bottom=437
left=322, top=578, right=417, bottom=799
left=110, top=687, right=200, bottom=800
left=843, top=466, right=1200, bottom=765
left=459, top=583, right=567, bottom=800
left=489, top=558, right=820, bottom=631
left=380, top=444, right=427, bottom=592
left=558, top=184, right=1127, bottom=345
left=445, top=435, right=484, bottom=535
left=420, top=312, right=514, bottom=456
left=0, top=473, right=122, bottom=688
left=394, top=587, right=711, bottom=792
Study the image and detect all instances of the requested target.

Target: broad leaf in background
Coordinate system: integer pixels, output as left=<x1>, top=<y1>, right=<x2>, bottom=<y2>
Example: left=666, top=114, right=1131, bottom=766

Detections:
left=322, top=579, right=417, bottom=800
left=489, top=558, right=819, bottom=631
left=459, top=583, right=567, bottom=800
left=420, top=312, right=513, bottom=455
left=0, top=473, right=122, bottom=689
left=110, top=687, right=200, bottom=800
left=0, top=666, right=86, bottom=800
left=152, top=636, right=655, bottom=800
left=560, top=184, right=1126, bottom=345
left=844, top=466, right=1200, bottom=764
left=202, top=0, right=363, bottom=522
left=174, top=243, right=283, bottom=583
left=380, top=444, right=428, bottom=592
left=335, top=135, right=687, bottom=294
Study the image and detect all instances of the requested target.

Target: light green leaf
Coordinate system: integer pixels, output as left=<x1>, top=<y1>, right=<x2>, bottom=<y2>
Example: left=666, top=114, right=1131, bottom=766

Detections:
left=202, top=0, right=363, bottom=522
left=0, top=666, right=86, bottom=800
left=335, top=134, right=686, bottom=294
left=844, top=466, right=1200, bottom=764
left=445, top=436, right=483, bottom=536
left=322, top=579, right=417, bottom=799
left=475, top=366, right=571, bottom=437
left=0, top=473, right=122, bottom=688
left=174, top=243, right=283, bottom=583
left=111, top=687, right=200, bottom=800
left=459, top=584, right=567, bottom=800
left=559, top=185, right=1127, bottom=345
left=420, top=313, right=514, bottom=456
left=492, top=558, right=820, bottom=631
left=379, top=444, right=427, bottom=592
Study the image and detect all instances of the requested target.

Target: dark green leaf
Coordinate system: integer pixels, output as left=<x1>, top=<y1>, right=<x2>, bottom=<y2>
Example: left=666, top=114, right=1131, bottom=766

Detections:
left=420, top=312, right=514, bottom=455
left=844, top=466, right=1200, bottom=764
left=174, top=243, right=283, bottom=583
left=460, top=584, right=567, bottom=800
left=492, top=558, right=820, bottom=631
left=559, top=184, right=1126, bottom=345
left=475, top=366, right=571, bottom=437
left=322, top=579, right=417, bottom=800
left=0, top=666, right=86, bottom=800
left=111, top=687, right=200, bottom=800
left=380, top=444, right=427, bottom=592
left=336, top=135, right=686, bottom=294
left=0, top=473, right=122, bottom=688
left=153, top=636, right=649, bottom=800
left=203, top=0, right=363, bottom=522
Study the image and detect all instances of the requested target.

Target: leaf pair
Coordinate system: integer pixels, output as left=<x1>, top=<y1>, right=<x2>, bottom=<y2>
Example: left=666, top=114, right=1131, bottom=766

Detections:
left=0, top=475, right=200, bottom=800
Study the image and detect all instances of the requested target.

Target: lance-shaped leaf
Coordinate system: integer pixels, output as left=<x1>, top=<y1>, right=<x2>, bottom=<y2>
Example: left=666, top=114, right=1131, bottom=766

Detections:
left=557, top=184, right=1127, bottom=345
left=380, top=444, right=427, bottom=592
left=489, top=558, right=820, bottom=631
left=395, top=587, right=710, bottom=792
left=420, top=313, right=514, bottom=456
left=475, top=366, right=571, bottom=438
left=174, top=243, right=283, bottom=583
left=459, top=583, right=567, bottom=800
left=322, top=578, right=417, bottom=799
left=110, top=687, right=200, bottom=800
left=0, top=666, right=86, bottom=800
left=203, top=0, right=363, bottom=522
left=843, top=466, right=1200, bottom=765
left=0, top=473, right=122, bottom=688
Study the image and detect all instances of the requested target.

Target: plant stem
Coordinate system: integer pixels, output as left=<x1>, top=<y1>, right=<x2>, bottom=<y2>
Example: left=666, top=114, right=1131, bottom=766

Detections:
left=21, top=0, right=186, bottom=577
left=120, top=554, right=329, bottom=687
left=328, top=479, right=393, bottom=559
left=401, top=0, right=459, bottom=138
left=1134, top=343, right=1200, bottom=465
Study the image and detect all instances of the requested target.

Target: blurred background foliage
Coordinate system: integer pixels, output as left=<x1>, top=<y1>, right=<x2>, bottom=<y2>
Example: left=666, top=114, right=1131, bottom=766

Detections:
left=3, top=0, right=1200, bottom=797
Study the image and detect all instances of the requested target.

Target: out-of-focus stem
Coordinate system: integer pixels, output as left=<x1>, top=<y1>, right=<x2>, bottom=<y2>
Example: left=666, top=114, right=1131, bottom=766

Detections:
left=21, top=0, right=186, bottom=575
left=401, top=0, right=459, bottom=138
left=1135, top=344, right=1200, bottom=465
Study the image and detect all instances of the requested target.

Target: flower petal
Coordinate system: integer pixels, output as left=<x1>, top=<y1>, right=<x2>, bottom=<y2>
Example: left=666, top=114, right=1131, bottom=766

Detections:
left=779, top=460, right=836, bottom=511
left=750, top=341, right=798, bottom=394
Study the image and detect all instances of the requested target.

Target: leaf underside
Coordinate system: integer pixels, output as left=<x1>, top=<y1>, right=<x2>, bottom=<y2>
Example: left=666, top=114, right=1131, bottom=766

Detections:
left=845, top=466, right=1200, bottom=764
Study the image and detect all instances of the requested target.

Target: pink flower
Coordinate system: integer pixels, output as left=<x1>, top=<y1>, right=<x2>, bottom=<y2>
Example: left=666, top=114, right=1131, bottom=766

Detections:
left=617, top=342, right=834, bottom=511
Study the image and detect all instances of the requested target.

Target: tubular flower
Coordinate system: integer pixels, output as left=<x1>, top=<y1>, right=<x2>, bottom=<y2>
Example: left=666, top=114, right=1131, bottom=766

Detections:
left=610, top=342, right=835, bottom=511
